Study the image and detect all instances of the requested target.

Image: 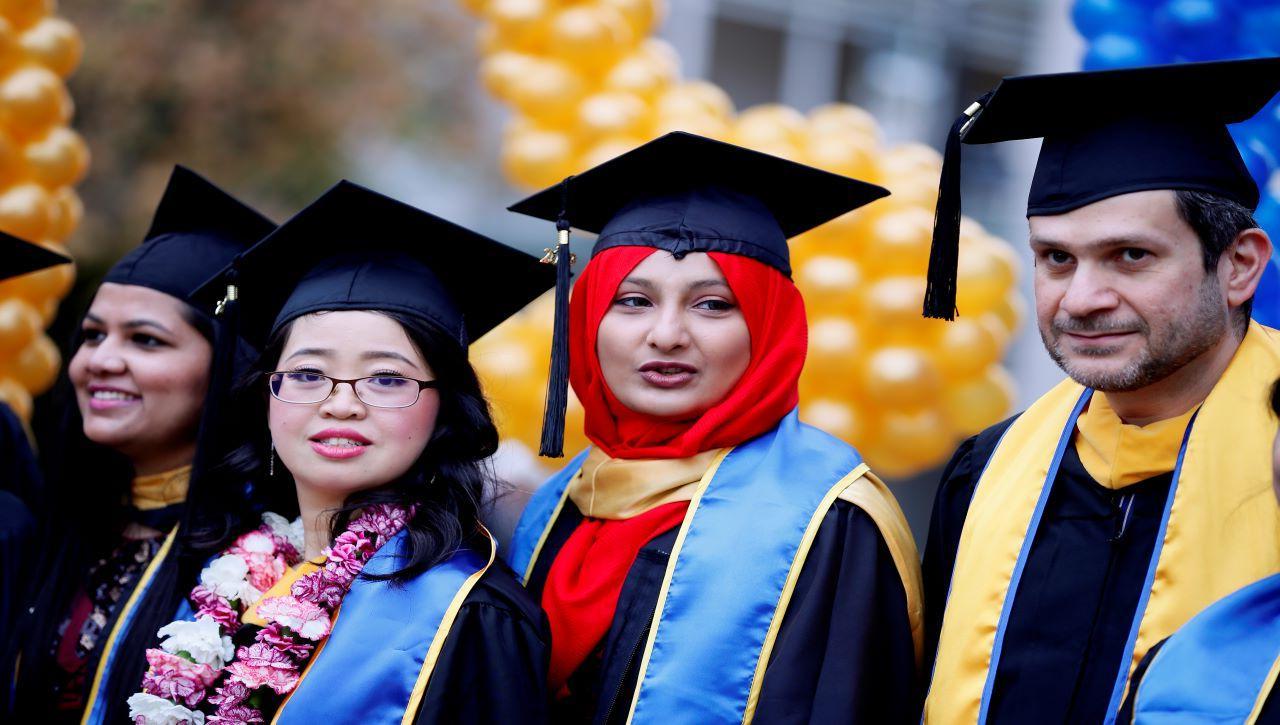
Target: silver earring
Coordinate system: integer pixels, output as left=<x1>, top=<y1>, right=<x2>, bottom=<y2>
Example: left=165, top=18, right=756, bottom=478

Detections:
left=268, top=442, right=276, bottom=477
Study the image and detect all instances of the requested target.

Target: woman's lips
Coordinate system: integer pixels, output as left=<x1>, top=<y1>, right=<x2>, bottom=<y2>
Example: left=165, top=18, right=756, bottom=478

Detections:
left=86, top=385, right=142, bottom=411
left=638, top=361, right=697, bottom=389
left=308, top=429, right=371, bottom=460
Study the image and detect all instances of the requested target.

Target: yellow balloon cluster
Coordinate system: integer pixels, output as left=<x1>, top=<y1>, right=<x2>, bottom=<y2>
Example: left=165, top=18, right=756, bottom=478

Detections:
left=0, top=1, right=85, bottom=422
left=462, top=0, right=1023, bottom=475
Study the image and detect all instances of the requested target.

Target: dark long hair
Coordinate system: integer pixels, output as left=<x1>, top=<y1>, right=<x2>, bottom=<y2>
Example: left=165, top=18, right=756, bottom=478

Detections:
left=200, top=309, right=499, bottom=583
left=5, top=294, right=248, bottom=722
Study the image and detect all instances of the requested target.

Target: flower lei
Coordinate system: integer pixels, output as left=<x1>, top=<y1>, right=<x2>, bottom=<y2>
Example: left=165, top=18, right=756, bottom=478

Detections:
left=127, top=505, right=414, bottom=725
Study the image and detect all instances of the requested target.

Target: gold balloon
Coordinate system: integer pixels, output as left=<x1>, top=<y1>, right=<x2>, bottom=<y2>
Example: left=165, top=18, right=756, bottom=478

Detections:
left=506, top=59, right=587, bottom=125
left=655, top=81, right=733, bottom=121
left=44, top=182, right=78, bottom=241
left=942, top=366, right=1015, bottom=437
left=860, top=346, right=942, bottom=410
left=0, top=181, right=49, bottom=240
left=794, top=254, right=861, bottom=317
left=580, top=134, right=647, bottom=168
left=0, top=65, right=71, bottom=139
left=9, top=244, right=71, bottom=300
left=803, top=132, right=876, bottom=179
left=604, top=39, right=679, bottom=99
left=872, top=408, right=954, bottom=476
left=802, top=316, right=863, bottom=401
left=875, top=143, right=942, bottom=207
left=486, top=0, right=553, bottom=54
left=651, top=110, right=731, bottom=141
left=19, top=16, right=80, bottom=77
left=856, top=276, right=939, bottom=346
left=734, top=104, right=807, bottom=151
left=931, top=317, right=1001, bottom=380
left=501, top=124, right=577, bottom=190
left=479, top=50, right=537, bottom=102
left=861, top=207, right=932, bottom=278
left=547, top=5, right=633, bottom=68
left=4, top=332, right=57, bottom=394
left=808, top=104, right=880, bottom=145
left=576, top=90, right=650, bottom=141
left=0, top=0, right=51, bottom=30
left=956, top=244, right=1013, bottom=316
left=800, top=398, right=865, bottom=445
left=21, top=124, right=87, bottom=187
left=599, top=0, right=666, bottom=37
left=0, top=375, right=31, bottom=420
left=0, top=296, right=38, bottom=352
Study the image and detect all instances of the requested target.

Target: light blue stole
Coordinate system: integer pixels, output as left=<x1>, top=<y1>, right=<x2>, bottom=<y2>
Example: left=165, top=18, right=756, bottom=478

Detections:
left=509, top=409, right=866, bottom=723
left=277, top=530, right=489, bottom=723
left=1131, top=573, right=1280, bottom=723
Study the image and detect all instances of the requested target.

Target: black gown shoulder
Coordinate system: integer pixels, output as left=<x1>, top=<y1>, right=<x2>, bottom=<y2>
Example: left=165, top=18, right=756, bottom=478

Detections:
left=530, top=495, right=919, bottom=724
left=415, top=556, right=551, bottom=724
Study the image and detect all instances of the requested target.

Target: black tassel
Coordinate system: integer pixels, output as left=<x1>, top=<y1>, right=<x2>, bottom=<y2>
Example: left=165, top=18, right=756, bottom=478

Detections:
left=538, top=178, right=574, bottom=457
left=923, top=97, right=986, bottom=321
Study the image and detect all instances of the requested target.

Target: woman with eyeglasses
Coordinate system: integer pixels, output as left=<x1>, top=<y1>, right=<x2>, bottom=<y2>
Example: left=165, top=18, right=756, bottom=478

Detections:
left=5, top=168, right=275, bottom=724
left=125, top=181, right=553, bottom=724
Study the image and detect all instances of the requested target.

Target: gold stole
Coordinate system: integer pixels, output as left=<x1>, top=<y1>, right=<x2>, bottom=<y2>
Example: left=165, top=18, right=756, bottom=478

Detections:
left=925, top=322, right=1280, bottom=723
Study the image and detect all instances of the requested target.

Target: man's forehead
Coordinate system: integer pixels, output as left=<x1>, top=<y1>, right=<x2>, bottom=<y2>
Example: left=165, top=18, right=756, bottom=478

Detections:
left=1027, top=190, right=1195, bottom=247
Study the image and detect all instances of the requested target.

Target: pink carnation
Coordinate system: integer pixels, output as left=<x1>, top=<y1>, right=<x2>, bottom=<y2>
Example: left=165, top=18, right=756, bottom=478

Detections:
left=209, top=703, right=266, bottom=724
left=257, top=623, right=314, bottom=658
left=348, top=504, right=411, bottom=541
left=242, top=551, right=287, bottom=592
left=327, top=531, right=375, bottom=575
left=256, top=596, right=330, bottom=641
left=190, top=585, right=240, bottom=632
left=224, top=642, right=299, bottom=695
left=207, top=680, right=251, bottom=708
left=140, top=649, right=218, bottom=707
left=290, top=570, right=346, bottom=608
left=266, top=531, right=300, bottom=561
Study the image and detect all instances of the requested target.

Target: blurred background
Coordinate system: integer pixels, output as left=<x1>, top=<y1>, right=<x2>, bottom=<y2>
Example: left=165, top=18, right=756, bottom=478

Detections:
left=21, top=0, right=1277, bottom=541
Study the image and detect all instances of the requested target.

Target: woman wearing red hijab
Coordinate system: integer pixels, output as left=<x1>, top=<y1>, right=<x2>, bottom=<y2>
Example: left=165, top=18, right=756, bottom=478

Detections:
left=509, top=133, right=924, bottom=724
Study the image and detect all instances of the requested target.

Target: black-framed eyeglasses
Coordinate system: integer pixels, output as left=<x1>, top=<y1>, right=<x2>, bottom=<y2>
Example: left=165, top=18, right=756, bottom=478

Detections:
left=266, top=371, right=439, bottom=408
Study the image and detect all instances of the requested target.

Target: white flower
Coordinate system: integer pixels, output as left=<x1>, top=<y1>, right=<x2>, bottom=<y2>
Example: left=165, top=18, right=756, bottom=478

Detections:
left=157, top=616, right=234, bottom=668
left=237, top=530, right=274, bottom=554
left=199, top=554, right=260, bottom=602
left=262, top=511, right=305, bottom=553
left=127, top=692, right=206, bottom=725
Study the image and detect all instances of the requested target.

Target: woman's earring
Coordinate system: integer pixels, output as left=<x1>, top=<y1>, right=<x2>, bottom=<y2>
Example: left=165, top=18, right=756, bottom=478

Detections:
left=268, top=442, right=276, bottom=477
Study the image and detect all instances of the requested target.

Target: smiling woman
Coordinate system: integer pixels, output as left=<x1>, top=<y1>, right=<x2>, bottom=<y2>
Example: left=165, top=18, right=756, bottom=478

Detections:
left=123, top=181, right=556, bottom=723
left=5, top=167, right=276, bottom=724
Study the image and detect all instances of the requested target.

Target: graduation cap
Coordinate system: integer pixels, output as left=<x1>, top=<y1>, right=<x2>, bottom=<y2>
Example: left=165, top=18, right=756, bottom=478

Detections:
left=194, top=180, right=555, bottom=354
left=508, top=131, right=890, bottom=456
left=1, top=231, right=69, bottom=282
left=102, top=166, right=276, bottom=309
left=925, top=57, right=1280, bottom=320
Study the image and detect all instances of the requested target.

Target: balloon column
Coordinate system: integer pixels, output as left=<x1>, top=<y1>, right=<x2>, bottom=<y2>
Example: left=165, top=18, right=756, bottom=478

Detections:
left=0, top=3, right=84, bottom=423
left=1072, top=0, right=1280, bottom=325
left=462, top=0, right=1023, bottom=476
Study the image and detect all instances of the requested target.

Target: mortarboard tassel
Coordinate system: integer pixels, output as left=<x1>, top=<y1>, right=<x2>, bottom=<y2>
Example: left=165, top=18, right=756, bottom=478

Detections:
left=538, top=178, right=575, bottom=457
left=923, top=96, right=987, bottom=321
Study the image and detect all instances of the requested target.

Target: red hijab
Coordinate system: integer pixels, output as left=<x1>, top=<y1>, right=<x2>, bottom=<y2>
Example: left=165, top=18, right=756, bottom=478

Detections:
left=569, top=246, right=808, bottom=459
left=543, top=246, right=809, bottom=694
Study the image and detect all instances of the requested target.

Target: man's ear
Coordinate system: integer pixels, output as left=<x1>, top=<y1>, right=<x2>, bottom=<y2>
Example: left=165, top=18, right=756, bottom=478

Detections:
left=1223, top=227, right=1272, bottom=310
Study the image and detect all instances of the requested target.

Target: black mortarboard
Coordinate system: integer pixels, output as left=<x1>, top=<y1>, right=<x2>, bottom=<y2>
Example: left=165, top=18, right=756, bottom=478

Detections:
left=1, top=231, right=68, bottom=282
left=508, top=131, right=890, bottom=456
left=102, top=166, right=276, bottom=309
left=925, top=57, right=1280, bottom=320
left=195, top=180, right=554, bottom=352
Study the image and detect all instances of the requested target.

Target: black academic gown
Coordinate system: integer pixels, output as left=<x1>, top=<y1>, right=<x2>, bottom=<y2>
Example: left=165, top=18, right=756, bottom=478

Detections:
left=1118, top=638, right=1280, bottom=724
left=237, top=558, right=551, bottom=724
left=528, top=499, right=919, bottom=725
left=923, top=416, right=1173, bottom=723
left=0, top=402, right=40, bottom=684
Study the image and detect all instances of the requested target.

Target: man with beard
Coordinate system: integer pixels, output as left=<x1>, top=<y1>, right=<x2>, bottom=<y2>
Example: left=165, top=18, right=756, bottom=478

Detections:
left=920, top=58, right=1280, bottom=724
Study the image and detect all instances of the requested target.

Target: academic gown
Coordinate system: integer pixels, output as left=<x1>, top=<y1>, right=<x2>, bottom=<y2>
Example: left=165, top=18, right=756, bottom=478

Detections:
left=528, top=498, right=919, bottom=725
left=1118, top=637, right=1280, bottom=723
left=923, top=416, right=1174, bottom=723
left=245, top=558, right=551, bottom=724
left=0, top=402, right=40, bottom=694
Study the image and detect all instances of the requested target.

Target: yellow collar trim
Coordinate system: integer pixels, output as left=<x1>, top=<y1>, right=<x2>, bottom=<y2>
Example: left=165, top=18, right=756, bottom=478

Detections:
left=131, top=465, right=191, bottom=511
left=568, top=447, right=724, bottom=519
left=1074, top=392, right=1198, bottom=490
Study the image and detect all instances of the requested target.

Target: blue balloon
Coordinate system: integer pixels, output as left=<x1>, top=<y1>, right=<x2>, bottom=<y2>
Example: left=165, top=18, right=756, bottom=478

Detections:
left=1072, top=0, right=1148, bottom=39
left=1240, top=138, right=1278, bottom=190
left=1257, top=195, right=1280, bottom=238
left=1083, top=33, right=1161, bottom=69
left=1153, top=0, right=1241, bottom=61
left=1239, top=6, right=1280, bottom=56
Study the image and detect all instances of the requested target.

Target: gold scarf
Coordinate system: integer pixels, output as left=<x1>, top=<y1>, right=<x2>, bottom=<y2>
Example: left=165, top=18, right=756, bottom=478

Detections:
left=1075, top=392, right=1199, bottom=489
left=926, top=322, right=1280, bottom=723
left=131, top=464, right=191, bottom=511
left=567, top=447, right=726, bottom=520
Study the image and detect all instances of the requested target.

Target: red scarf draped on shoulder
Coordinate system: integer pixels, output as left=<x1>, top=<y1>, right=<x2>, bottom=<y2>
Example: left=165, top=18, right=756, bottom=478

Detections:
left=542, top=246, right=808, bottom=694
